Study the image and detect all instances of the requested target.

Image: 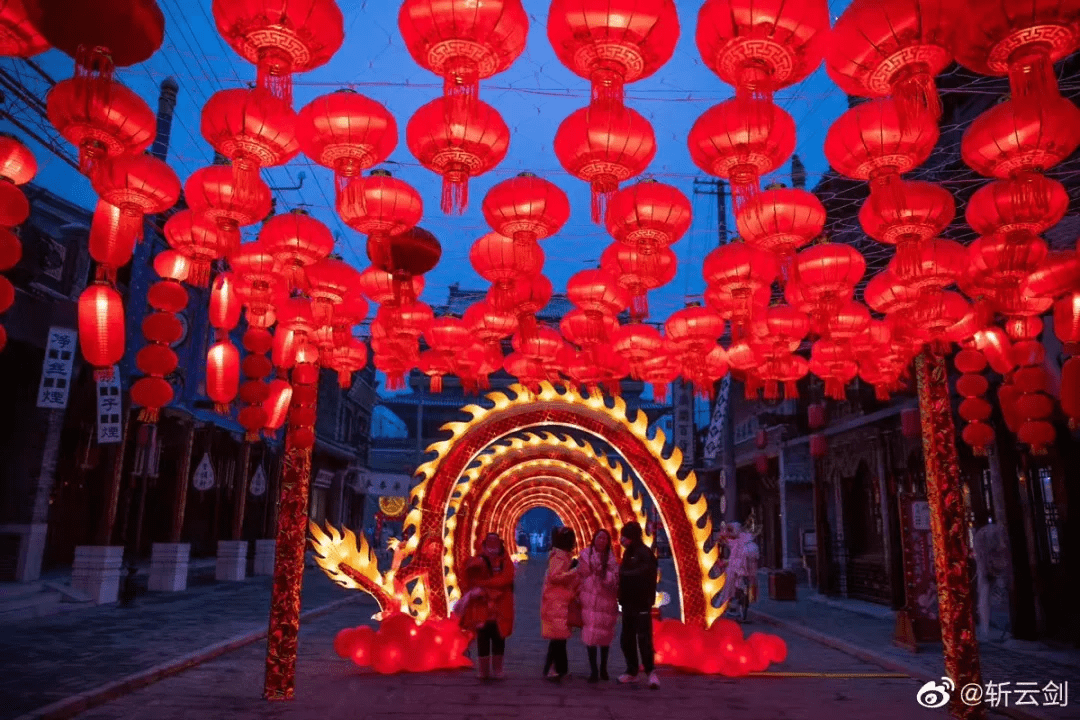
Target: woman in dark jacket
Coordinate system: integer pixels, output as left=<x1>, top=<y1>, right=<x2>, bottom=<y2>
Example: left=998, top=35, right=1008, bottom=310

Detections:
left=617, top=521, right=660, bottom=688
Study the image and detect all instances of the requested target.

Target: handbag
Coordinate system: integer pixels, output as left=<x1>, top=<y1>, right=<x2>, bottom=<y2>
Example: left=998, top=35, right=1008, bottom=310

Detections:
left=568, top=597, right=584, bottom=628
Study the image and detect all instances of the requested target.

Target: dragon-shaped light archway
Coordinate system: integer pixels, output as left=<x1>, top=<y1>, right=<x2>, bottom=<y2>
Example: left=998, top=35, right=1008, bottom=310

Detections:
left=312, top=382, right=725, bottom=627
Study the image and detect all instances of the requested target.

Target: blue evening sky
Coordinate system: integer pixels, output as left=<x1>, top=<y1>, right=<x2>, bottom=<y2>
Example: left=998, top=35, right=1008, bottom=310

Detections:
left=5, top=0, right=852, bottom=324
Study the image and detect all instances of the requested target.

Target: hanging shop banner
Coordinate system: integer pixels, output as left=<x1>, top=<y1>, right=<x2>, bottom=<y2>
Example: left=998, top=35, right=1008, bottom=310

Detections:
left=672, top=379, right=695, bottom=468
left=192, top=452, right=215, bottom=491
left=899, top=494, right=940, bottom=624
left=249, top=465, right=267, bottom=497
left=36, top=327, right=78, bottom=409
left=96, top=367, right=122, bottom=444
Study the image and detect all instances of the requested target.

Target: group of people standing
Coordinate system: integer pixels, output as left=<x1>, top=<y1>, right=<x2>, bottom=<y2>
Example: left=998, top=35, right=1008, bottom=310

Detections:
left=455, top=522, right=660, bottom=689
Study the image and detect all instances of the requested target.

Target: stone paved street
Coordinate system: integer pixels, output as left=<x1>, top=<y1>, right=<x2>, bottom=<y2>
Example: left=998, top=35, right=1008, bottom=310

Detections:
left=0, top=568, right=358, bottom=720
left=752, top=595, right=1080, bottom=695
left=64, top=558, right=1059, bottom=720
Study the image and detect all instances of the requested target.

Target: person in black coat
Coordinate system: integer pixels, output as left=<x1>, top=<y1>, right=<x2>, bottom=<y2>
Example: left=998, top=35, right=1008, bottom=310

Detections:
left=616, top=521, right=660, bottom=688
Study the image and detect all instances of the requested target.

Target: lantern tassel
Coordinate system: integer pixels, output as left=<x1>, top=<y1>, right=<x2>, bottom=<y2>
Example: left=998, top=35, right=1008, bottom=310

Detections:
left=187, top=259, right=211, bottom=288
left=652, top=382, right=669, bottom=404
left=892, top=63, right=941, bottom=130
left=444, top=58, right=480, bottom=110
left=137, top=407, right=160, bottom=424
left=73, top=47, right=114, bottom=174
left=338, top=371, right=351, bottom=389
left=631, top=292, right=649, bottom=322
left=231, top=159, right=262, bottom=212
left=783, top=380, right=799, bottom=400
left=93, top=366, right=115, bottom=382
left=517, top=313, right=538, bottom=343
left=1008, top=45, right=1059, bottom=121
left=245, top=430, right=261, bottom=443
left=764, top=379, right=779, bottom=400
left=441, top=169, right=469, bottom=216
left=214, top=402, right=230, bottom=416
left=1010, top=171, right=1052, bottom=217
left=825, top=378, right=845, bottom=400
left=430, top=374, right=443, bottom=394
left=256, top=48, right=293, bottom=106
left=590, top=64, right=625, bottom=109
left=386, top=371, right=404, bottom=392
left=590, top=175, right=618, bottom=224
left=875, top=384, right=890, bottom=402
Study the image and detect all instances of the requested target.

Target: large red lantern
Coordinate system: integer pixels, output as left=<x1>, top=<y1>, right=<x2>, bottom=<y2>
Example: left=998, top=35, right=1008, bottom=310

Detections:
left=962, top=95, right=1080, bottom=183
left=787, top=242, right=866, bottom=323
left=0, top=133, right=37, bottom=186
left=824, top=98, right=939, bottom=216
left=547, top=0, right=679, bottom=107
left=605, top=179, right=691, bottom=254
left=463, top=301, right=517, bottom=351
left=953, top=0, right=1080, bottom=118
left=207, top=340, right=240, bottom=414
left=566, top=269, right=631, bottom=318
left=697, top=0, right=830, bottom=101
left=470, top=231, right=543, bottom=305
left=665, top=304, right=725, bottom=356
left=185, top=164, right=273, bottom=244
left=554, top=103, right=657, bottom=222
left=0, top=0, right=49, bottom=57
left=491, top=274, right=552, bottom=342
left=22, top=0, right=164, bottom=68
left=736, top=185, right=825, bottom=268
left=298, top=90, right=397, bottom=195
left=399, top=0, right=528, bottom=106
left=482, top=173, right=570, bottom=248
left=231, top=242, right=283, bottom=319
left=164, top=209, right=238, bottom=287
left=611, top=323, right=664, bottom=374
left=703, top=241, right=779, bottom=329
left=600, top=243, right=676, bottom=321
left=306, top=257, right=363, bottom=325
left=212, top=0, right=344, bottom=105
left=688, top=97, right=796, bottom=211
left=47, top=73, right=155, bottom=174
left=78, top=282, right=124, bottom=378
left=357, top=265, right=425, bottom=307
left=859, top=179, right=954, bottom=274
left=259, top=209, right=334, bottom=289
left=406, top=96, right=510, bottom=215
left=826, top=0, right=959, bottom=126
left=91, top=153, right=180, bottom=253
left=200, top=88, right=300, bottom=201
left=368, top=226, right=441, bottom=306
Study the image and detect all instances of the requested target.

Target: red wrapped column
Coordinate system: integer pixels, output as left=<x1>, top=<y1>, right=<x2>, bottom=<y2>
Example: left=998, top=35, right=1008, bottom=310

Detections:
left=263, top=348, right=319, bottom=700
left=915, top=350, right=985, bottom=720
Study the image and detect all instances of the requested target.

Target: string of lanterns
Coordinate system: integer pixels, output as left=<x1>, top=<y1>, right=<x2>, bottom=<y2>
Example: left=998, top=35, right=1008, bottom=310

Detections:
left=0, top=0, right=1074, bottom=464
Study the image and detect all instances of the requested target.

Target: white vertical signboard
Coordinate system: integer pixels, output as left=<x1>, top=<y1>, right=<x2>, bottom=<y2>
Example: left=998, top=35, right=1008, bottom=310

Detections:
left=96, top=367, right=122, bottom=444
left=192, top=453, right=215, bottom=491
left=36, top=327, right=78, bottom=409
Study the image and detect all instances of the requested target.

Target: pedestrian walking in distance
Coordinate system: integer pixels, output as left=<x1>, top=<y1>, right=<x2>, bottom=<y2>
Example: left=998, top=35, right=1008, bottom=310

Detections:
left=541, top=527, right=580, bottom=681
left=617, top=521, right=660, bottom=689
left=578, top=528, right=619, bottom=683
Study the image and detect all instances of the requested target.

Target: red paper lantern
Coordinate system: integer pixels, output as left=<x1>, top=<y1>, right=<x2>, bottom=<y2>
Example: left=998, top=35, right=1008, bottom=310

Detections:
left=163, top=209, right=238, bottom=287
left=737, top=186, right=825, bottom=264
left=200, top=88, right=300, bottom=200
left=953, top=0, right=1080, bottom=116
left=697, top=0, right=829, bottom=100
left=399, top=0, right=528, bottom=105
left=566, top=269, right=630, bottom=317
left=554, top=103, right=657, bottom=222
left=297, top=90, right=397, bottom=195
left=807, top=403, right=826, bottom=429
left=0, top=0, right=49, bottom=57
left=368, top=226, right=441, bottom=305
left=406, top=96, right=510, bottom=215
left=965, top=175, right=1068, bottom=238
left=859, top=179, right=954, bottom=273
left=611, top=323, right=664, bottom=372
left=78, top=282, right=124, bottom=377
left=560, top=307, right=618, bottom=347
left=327, top=338, right=367, bottom=389
left=703, top=242, right=779, bottom=328
left=1025, top=251, right=1080, bottom=300
left=1017, top=419, right=1055, bottom=455
left=337, top=170, right=423, bottom=242
left=209, top=272, right=242, bottom=338
left=547, top=0, right=679, bottom=107
left=357, top=265, right=425, bottom=306
left=212, top=0, right=344, bottom=105
left=0, top=227, right=21, bottom=270
left=824, top=98, right=939, bottom=212
left=376, top=301, right=434, bottom=341
left=92, top=152, right=180, bottom=251
left=665, top=304, right=725, bottom=355
left=207, top=340, right=240, bottom=414
left=463, top=301, right=517, bottom=350
left=491, top=274, right=552, bottom=341
left=961, top=95, right=1080, bottom=181
left=962, top=421, right=996, bottom=452
left=826, top=0, right=958, bottom=126
left=262, top=378, right=292, bottom=432
left=1061, top=356, right=1080, bottom=428
left=1054, top=293, right=1080, bottom=349
left=259, top=209, right=334, bottom=289
left=787, top=242, right=866, bottom=322
left=809, top=433, right=828, bottom=457
left=605, top=179, right=691, bottom=254
left=482, top=173, right=570, bottom=246
left=185, top=164, right=273, bottom=242
left=600, top=243, right=676, bottom=320
left=0, top=133, right=37, bottom=186
left=891, top=237, right=968, bottom=291
left=22, top=0, right=164, bottom=67
left=864, top=269, right=918, bottom=315
left=470, top=231, right=543, bottom=302
left=47, top=73, right=155, bottom=174
left=305, top=257, right=363, bottom=325
left=688, top=98, right=796, bottom=211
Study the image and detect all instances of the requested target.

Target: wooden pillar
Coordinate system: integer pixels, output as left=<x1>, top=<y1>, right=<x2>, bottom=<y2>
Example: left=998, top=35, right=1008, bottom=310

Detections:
left=96, top=407, right=134, bottom=546
left=916, top=351, right=985, bottom=720
left=812, top=456, right=831, bottom=594
left=232, top=442, right=253, bottom=541
left=169, top=421, right=197, bottom=543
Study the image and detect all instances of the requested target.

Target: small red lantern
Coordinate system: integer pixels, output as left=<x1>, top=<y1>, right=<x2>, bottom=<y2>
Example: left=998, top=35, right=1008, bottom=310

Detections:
left=164, top=209, right=238, bottom=287
left=262, top=377, right=292, bottom=432
left=605, top=179, right=692, bottom=254
left=357, top=265, right=425, bottom=307
left=470, top=231, right=543, bottom=305
left=491, top=274, right=552, bottom=342
left=809, top=433, right=828, bottom=458
left=482, top=172, right=570, bottom=247
left=91, top=153, right=181, bottom=249
left=406, top=96, right=510, bottom=215
left=600, top=243, right=676, bottom=321
left=206, top=340, right=240, bottom=414
left=554, top=103, right=657, bottom=222
left=185, top=164, right=273, bottom=245
left=259, top=209, right=335, bottom=289
left=807, top=403, right=826, bottom=429
left=78, top=282, right=124, bottom=378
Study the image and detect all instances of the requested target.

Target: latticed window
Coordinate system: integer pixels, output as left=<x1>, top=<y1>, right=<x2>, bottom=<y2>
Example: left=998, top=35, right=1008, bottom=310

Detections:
left=1036, top=467, right=1061, bottom=565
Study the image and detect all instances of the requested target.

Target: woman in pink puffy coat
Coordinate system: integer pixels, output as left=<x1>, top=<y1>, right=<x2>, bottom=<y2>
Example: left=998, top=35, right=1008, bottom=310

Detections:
left=577, top=529, right=619, bottom=683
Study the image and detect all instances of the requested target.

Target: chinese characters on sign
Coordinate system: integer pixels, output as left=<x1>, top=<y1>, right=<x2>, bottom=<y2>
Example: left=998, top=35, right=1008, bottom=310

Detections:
left=249, top=465, right=267, bottom=497
left=96, top=367, right=122, bottom=444
left=192, top=453, right=215, bottom=491
left=671, top=379, right=695, bottom=468
left=36, top=327, right=78, bottom=409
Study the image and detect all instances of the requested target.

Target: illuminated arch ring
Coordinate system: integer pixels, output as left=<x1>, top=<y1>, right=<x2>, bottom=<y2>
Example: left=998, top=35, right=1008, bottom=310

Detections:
left=404, top=382, right=724, bottom=627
